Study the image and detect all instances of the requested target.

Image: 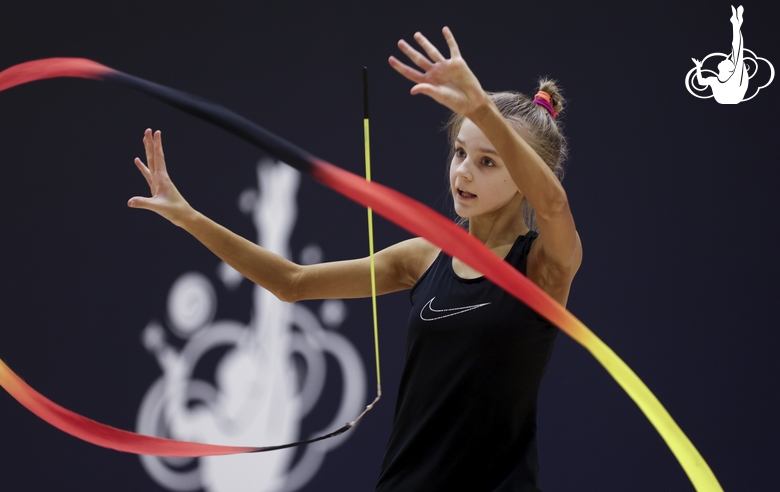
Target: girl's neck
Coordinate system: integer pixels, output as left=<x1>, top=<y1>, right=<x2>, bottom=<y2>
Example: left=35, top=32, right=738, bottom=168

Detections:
left=467, top=198, right=529, bottom=250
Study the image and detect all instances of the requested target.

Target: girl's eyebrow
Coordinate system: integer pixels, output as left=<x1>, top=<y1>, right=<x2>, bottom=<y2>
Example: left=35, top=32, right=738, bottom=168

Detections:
left=455, top=137, right=499, bottom=156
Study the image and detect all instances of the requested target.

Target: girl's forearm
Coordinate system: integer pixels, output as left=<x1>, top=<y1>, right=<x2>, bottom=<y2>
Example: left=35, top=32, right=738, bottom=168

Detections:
left=467, top=101, right=569, bottom=216
left=177, top=210, right=301, bottom=302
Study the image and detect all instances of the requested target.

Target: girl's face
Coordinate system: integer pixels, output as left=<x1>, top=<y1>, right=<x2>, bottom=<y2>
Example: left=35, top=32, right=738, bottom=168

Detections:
left=450, top=119, right=521, bottom=219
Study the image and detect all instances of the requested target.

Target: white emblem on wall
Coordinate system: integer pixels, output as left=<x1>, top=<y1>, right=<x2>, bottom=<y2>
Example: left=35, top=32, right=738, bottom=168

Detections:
left=135, top=160, right=367, bottom=491
left=685, top=5, right=774, bottom=103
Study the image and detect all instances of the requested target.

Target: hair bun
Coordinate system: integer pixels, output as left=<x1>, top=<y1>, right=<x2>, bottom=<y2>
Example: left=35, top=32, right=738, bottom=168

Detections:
left=537, top=78, right=564, bottom=115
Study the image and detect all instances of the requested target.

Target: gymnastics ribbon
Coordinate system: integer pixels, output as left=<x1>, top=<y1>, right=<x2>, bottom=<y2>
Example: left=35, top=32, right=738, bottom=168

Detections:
left=0, top=58, right=721, bottom=491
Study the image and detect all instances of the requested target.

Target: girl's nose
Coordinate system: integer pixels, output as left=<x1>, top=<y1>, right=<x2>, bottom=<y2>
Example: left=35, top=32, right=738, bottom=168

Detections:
left=452, top=159, right=474, bottom=180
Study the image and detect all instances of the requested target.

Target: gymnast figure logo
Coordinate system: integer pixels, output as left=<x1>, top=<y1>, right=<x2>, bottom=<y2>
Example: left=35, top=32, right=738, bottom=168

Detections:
left=685, top=5, right=774, bottom=103
left=135, top=160, right=367, bottom=492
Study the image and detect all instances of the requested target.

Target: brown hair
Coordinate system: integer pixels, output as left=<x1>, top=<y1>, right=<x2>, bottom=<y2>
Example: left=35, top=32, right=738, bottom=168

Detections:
left=445, top=78, right=568, bottom=231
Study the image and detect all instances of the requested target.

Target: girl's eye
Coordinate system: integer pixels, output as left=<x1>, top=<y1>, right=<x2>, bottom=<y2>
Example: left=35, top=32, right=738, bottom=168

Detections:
left=482, top=158, right=495, bottom=167
left=455, top=148, right=466, bottom=158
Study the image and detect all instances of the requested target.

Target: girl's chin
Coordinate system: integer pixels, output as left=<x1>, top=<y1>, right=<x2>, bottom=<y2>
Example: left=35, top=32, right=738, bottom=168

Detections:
left=453, top=208, right=474, bottom=220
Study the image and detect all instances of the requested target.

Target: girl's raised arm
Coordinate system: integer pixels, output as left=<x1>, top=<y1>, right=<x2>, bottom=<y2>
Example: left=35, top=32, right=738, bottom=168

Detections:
left=389, top=28, right=582, bottom=304
left=128, top=129, right=436, bottom=302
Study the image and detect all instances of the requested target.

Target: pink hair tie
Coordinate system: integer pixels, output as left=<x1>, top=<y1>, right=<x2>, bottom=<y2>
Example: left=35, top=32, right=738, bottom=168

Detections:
left=534, top=97, right=558, bottom=118
left=533, top=91, right=551, bottom=103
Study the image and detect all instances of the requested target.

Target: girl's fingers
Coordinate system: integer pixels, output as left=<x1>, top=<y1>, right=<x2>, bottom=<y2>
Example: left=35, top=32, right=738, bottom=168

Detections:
left=153, top=130, right=167, bottom=173
left=134, top=157, right=153, bottom=189
left=413, top=31, right=445, bottom=62
left=143, top=128, right=155, bottom=174
left=397, top=39, right=433, bottom=71
left=127, top=195, right=155, bottom=210
left=410, top=83, right=436, bottom=98
left=410, top=83, right=451, bottom=108
left=442, top=27, right=461, bottom=58
left=388, top=56, right=426, bottom=84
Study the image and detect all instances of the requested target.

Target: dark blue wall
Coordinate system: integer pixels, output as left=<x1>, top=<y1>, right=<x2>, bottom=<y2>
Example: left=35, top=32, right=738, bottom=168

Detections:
left=0, top=1, right=777, bottom=490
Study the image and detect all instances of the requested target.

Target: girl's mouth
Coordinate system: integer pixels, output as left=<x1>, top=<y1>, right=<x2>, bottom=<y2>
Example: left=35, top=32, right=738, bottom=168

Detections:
left=458, top=189, right=476, bottom=199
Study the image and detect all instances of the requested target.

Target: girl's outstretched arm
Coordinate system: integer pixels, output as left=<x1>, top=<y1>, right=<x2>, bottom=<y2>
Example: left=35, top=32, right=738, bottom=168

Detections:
left=389, top=28, right=581, bottom=303
left=128, top=129, right=437, bottom=302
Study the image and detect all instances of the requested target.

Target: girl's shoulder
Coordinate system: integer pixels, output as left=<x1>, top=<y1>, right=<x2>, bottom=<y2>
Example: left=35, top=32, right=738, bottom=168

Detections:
left=382, top=237, right=440, bottom=288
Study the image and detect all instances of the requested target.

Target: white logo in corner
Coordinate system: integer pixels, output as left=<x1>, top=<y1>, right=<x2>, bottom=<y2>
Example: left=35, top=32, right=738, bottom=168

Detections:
left=685, top=5, right=774, bottom=103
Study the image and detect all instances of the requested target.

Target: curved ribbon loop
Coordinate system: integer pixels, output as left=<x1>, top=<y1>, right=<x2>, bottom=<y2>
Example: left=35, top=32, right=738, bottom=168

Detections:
left=0, top=58, right=722, bottom=491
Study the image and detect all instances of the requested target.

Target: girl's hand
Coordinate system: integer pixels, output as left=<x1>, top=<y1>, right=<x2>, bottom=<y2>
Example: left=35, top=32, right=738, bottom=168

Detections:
left=127, top=129, right=194, bottom=227
left=389, top=27, right=488, bottom=117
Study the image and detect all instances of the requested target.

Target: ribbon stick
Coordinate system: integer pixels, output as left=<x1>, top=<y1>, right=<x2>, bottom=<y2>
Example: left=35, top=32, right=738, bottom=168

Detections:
left=363, top=66, right=382, bottom=401
left=0, top=58, right=721, bottom=491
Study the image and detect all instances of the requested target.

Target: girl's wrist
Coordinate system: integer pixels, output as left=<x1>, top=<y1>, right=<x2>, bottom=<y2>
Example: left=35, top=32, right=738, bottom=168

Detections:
left=172, top=204, right=199, bottom=229
left=464, top=97, right=498, bottom=124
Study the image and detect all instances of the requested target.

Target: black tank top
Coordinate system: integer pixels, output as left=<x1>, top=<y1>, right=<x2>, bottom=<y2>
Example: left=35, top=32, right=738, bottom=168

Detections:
left=376, top=232, right=558, bottom=492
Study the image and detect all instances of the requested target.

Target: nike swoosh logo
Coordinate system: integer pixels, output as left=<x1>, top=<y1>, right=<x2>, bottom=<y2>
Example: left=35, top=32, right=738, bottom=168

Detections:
left=419, top=296, right=491, bottom=322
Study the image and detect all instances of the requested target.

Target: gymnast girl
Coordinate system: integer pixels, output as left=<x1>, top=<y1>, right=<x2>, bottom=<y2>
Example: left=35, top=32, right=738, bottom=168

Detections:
left=128, top=27, right=581, bottom=492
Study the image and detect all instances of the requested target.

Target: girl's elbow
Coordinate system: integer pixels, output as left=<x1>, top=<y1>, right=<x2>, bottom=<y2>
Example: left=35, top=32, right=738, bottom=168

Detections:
left=275, top=265, right=304, bottom=303
left=536, top=190, right=570, bottom=220
left=275, top=288, right=299, bottom=304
